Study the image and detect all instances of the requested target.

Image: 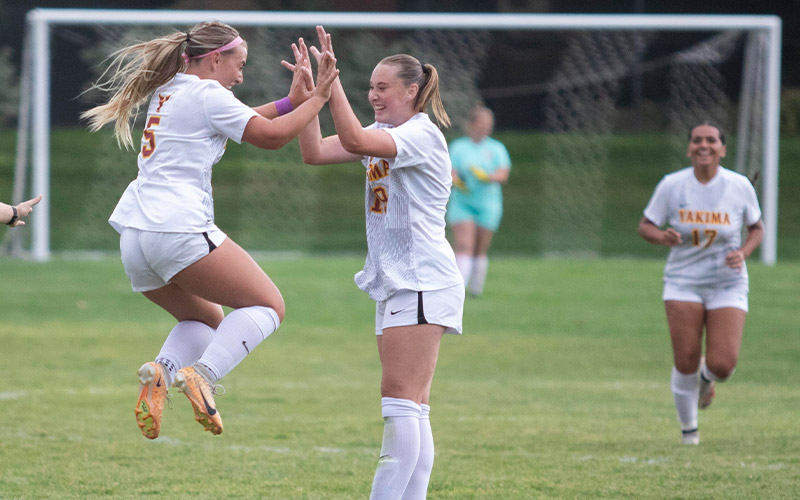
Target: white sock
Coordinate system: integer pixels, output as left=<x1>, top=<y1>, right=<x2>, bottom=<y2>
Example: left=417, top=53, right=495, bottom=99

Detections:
left=701, top=361, right=733, bottom=383
left=401, top=403, right=434, bottom=500
left=154, top=320, right=215, bottom=387
left=671, top=366, right=699, bottom=431
left=196, top=306, right=280, bottom=383
left=455, top=254, right=473, bottom=288
left=468, top=255, right=488, bottom=295
left=370, top=397, right=421, bottom=500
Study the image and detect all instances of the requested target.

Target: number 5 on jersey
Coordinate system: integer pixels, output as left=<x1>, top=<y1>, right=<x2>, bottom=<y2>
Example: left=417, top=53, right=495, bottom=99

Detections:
left=141, top=116, right=161, bottom=158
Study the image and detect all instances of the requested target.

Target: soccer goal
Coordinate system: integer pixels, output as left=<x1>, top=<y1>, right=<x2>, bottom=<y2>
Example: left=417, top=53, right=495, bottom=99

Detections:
left=6, top=9, right=781, bottom=263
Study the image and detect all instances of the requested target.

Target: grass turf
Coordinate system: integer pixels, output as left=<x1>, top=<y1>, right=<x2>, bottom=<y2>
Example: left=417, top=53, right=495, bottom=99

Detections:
left=1, top=255, right=798, bottom=499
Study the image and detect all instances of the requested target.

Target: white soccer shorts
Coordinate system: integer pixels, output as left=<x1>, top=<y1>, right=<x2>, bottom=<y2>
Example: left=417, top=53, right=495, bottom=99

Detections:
left=663, top=280, right=749, bottom=312
left=374, top=284, right=464, bottom=335
left=119, top=227, right=227, bottom=292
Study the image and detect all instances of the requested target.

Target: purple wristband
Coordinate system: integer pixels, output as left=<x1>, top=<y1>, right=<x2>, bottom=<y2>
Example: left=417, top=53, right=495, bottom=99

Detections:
left=275, top=96, right=293, bottom=116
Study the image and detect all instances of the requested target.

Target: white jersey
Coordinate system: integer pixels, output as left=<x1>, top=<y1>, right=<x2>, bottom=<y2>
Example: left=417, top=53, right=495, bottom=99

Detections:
left=355, top=113, right=463, bottom=301
left=109, top=73, right=259, bottom=234
left=643, top=166, right=762, bottom=286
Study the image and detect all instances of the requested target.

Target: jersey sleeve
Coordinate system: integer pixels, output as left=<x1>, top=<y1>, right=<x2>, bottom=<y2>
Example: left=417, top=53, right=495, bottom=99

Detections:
left=203, top=85, right=259, bottom=144
left=741, top=179, right=763, bottom=226
left=495, top=141, right=512, bottom=170
left=642, top=177, right=671, bottom=227
left=384, top=119, right=441, bottom=170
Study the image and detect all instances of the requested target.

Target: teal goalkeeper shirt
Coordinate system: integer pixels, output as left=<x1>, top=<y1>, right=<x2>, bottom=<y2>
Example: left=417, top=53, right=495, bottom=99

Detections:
left=448, top=136, right=511, bottom=202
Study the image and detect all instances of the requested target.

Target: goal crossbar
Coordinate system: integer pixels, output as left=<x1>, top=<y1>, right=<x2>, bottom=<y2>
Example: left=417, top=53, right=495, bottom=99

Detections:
left=16, top=9, right=782, bottom=263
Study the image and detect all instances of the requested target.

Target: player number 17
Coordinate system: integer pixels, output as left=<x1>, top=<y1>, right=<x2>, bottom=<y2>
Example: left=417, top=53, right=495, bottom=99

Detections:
left=691, top=228, right=718, bottom=248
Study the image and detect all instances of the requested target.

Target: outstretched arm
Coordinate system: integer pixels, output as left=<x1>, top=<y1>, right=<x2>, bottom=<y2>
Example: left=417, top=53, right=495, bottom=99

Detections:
left=2, top=195, right=43, bottom=227
left=310, top=26, right=398, bottom=159
left=242, top=48, right=339, bottom=150
left=252, top=38, right=315, bottom=119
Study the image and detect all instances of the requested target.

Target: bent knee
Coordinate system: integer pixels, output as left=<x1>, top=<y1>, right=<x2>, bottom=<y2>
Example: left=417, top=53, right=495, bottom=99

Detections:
left=674, top=353, right=703, bottom=374
left=707, top=360, right=737, bottom=380
left=269, top=298, right=286, bottom=323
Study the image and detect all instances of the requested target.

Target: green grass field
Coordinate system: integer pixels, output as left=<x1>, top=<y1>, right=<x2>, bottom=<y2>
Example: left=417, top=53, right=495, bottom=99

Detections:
left=1, top=256, right=798, bottom=499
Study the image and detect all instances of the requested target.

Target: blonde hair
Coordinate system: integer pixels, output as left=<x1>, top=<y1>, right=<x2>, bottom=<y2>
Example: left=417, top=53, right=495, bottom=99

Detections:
left=82, top=21, right=242, bottom=149
left=378, top=54, right=450, bottom=128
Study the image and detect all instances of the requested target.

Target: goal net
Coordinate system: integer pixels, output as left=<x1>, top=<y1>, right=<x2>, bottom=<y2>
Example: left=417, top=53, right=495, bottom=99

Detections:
left=4, top=10, right=781, bottom=264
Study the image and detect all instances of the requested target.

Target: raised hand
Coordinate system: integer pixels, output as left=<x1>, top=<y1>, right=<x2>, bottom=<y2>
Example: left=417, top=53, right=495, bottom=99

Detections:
left=309, top=25, right=335, bottom=65
left=313, top=50, right=339, bottom=100
left=281, top=38, right=314, bottom=106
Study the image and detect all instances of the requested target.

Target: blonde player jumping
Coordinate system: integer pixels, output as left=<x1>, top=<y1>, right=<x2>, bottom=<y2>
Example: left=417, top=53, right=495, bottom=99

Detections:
left=83, top=21, right=338, bottom=438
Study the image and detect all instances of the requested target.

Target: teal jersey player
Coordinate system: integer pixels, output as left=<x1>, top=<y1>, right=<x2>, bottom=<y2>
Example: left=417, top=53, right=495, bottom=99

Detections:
left=446, top=105, right=511, bottom=297
left=447, top=135, right=511, bottom=231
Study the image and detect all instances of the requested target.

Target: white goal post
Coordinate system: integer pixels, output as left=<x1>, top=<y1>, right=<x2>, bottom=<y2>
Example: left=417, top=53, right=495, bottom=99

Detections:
left=12, top=9, right=781, bottom=263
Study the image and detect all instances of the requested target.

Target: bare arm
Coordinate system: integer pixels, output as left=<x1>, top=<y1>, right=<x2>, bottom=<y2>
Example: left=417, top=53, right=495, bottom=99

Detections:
left=637, top=216, right=682, bottom=246
left=298, top=113, right=361, bottom=165
left=241, top=50, right=338, bottom=150
left=311, top=25, right=398, bottom=159
left=490, top=167, right=510, bottom=183
left=252, top=39, right=315, bottom=119
left=725, top=220, right=764, bottom=270
left=285, top=34, right=360, bottom=165
left=1, top=195, right=43, bottom=227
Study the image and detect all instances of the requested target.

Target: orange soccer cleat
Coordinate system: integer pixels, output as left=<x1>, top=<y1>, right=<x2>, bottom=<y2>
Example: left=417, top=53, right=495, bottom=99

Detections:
left=135, top=362, right=168, bottom=439
left=174, top=366, right=223, bottom=435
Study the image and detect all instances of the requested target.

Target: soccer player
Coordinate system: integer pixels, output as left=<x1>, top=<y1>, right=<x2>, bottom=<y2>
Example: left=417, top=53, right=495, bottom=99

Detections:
left=296, top=27, right=464, bottom=499
left=638, top=122, right=764, bottom=445
left=447, top=105, right=511, bottom=297
left=82, top=21, right=338, bottom=439
left=1, top=195, right=42, bottom=227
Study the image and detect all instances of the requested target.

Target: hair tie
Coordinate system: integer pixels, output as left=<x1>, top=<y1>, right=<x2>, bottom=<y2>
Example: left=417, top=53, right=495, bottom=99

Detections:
left=185, top=33, right=191, bottom=43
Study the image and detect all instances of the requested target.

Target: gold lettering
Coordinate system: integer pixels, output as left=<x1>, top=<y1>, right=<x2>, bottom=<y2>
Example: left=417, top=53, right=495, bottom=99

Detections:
left=366, top=158, right=390, bottom=181
left=677, top=209, right=731, bottom=225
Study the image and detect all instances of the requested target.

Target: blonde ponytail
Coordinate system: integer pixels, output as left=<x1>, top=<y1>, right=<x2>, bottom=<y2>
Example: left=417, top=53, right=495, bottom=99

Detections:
left=419, top=63, right=450, bottom=128
left=82, top=21, right=242, bottom=149
left=81, top=32, right=187, bottom=149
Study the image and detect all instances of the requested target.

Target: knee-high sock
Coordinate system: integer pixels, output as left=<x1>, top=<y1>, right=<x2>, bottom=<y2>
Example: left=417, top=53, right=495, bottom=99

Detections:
left=671, top=366, right=699, bottom=431
left=370, top=397, right=421, bottom=500
left=155, top=320, right=215, bottom=387
left=455, top=254, right=473, bottom=287
left=401, top=403, right=434, bottom=500
left=468, top=255, right=488, bottom=295
left=195, top=306, right=280, bottom=383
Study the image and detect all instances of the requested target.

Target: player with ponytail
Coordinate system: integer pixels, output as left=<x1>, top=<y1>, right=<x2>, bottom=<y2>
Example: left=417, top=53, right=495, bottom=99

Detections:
left=297, top=26, right=463, bottom=499
left=84, top=20, right=338, bottom=439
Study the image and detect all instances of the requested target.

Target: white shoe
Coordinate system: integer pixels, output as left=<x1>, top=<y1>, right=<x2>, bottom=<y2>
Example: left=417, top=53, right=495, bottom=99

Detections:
left=699, top=375, right=715, bottom=409
left=682, top=429, right=700, bottom=445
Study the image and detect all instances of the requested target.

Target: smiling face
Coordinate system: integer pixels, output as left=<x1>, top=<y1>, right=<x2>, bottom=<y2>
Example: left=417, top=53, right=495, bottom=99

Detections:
left=368, top=63, right=418, bottom=126
left=687, top=124, right=726, bottom=170
left=213, top=44, right=248, bottom=90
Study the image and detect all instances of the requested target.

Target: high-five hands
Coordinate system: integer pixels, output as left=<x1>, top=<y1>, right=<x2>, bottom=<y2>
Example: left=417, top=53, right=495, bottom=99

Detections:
left=282, top=29, right=339, bottom=102
left=282, top=38, right=314, bottom=106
